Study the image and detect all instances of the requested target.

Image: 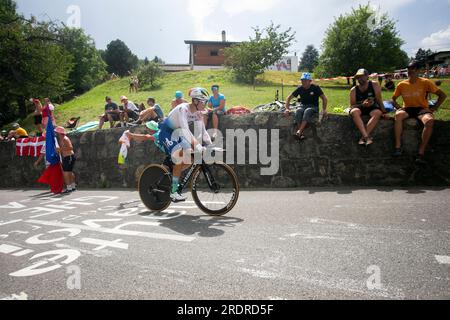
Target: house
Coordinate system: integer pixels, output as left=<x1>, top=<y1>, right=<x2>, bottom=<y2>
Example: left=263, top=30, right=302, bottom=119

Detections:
left=185, top=31, right=239, bottom=70
left=426, top=50, right=450, bottom=67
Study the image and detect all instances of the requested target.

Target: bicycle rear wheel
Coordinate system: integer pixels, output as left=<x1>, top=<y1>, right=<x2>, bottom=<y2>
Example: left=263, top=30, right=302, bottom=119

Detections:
left=138, top=164, right=172, bottom=212
left=191, top=163, right=240, bottom=216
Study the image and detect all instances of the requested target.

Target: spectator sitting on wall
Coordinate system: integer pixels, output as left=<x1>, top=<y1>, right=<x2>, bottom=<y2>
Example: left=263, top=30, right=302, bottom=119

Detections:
left=12, top=123, right=28, bottom=138
left=204, top=85, right=226, bottom=140
left=284, top=72, right=328, bottom=141
left=99, top=96, right=121, bottom=129
left=392, top=61, right=447, bottom=164
left=133, top=97, right=164, bottom=125
left=119, top=95, right=140, bottom=127
left=349, top=69, right=386, bottom=146
left=0, top=130, right=8, bottom=142
left=171, top=91, right=188, bottom=110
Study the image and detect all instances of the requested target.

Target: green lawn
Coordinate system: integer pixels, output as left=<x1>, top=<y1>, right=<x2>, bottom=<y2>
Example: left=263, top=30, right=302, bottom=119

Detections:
left=6, top=70, right=450, bottom=135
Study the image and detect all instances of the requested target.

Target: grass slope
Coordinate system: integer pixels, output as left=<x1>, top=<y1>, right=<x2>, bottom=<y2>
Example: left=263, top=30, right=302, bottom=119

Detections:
left=7, top=70, right=450, bottom=134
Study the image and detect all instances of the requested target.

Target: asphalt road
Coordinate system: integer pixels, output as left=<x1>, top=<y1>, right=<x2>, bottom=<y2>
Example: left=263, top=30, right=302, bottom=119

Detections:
left=0, top=188, right=449, bottom=300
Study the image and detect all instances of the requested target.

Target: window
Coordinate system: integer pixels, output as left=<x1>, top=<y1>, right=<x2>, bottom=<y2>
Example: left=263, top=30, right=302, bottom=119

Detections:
left=210, top=50, right=218, bottom=56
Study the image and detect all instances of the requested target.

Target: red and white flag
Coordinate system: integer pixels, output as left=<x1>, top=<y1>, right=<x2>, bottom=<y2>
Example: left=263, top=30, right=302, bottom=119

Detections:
left=16, top=137, right=45, bottom=157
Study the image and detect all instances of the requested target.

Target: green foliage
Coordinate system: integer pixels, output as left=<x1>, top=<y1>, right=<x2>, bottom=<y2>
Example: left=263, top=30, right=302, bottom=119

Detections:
left=316, top=4, right=409, bottom=78
left=137, top=61, right=165, bottom=89
left=414, top=48, right=435, bottom=65
left=58, top=27, right=107, bottom=95
left=224, top=22, right=295, bottom=86
left=0, top=0, right=73, bottom=121
left=103, top=39, right=139, bottom=77
left=299, top=45, right=319, bottom=72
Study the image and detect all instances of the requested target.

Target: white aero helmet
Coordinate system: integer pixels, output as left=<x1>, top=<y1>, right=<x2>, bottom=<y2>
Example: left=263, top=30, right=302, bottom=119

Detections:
left=188, top=87, right=209, bottom=102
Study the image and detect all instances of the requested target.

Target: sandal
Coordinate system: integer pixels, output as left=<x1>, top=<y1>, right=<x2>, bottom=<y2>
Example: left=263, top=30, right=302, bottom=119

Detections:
left=365, top=137, right=373, bottom=146
left=358, top=137, right=366, bottom=145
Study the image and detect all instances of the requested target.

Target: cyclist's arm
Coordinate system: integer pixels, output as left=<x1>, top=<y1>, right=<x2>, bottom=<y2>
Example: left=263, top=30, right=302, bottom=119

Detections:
left=199, top=120, right=212, bottom=145
left=179, top=113, right=200, bottom=149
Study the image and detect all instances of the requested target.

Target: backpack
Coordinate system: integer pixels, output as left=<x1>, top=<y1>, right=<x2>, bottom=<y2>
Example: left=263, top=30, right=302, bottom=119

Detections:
left=226, top=106, right=252, bottom=115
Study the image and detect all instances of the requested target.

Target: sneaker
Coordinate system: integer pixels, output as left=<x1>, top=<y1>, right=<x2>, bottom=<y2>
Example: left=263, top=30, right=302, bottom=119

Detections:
left=170, top=192, right=187, bottom=203
left=415, top=154, right=427, bottom=165
left=392, top=148, right=402, bottom=157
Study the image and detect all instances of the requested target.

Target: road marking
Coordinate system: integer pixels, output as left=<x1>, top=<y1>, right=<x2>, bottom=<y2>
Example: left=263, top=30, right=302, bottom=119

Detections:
left=0, top=202, right=27, bottom=209
left=435, top=255, right=450, bottom=265
left=0, top=219, right=23, bottom=226
left=12, top=249, right=34, bottom=257
left=0, top=292, right=28, bottom=300
left=0, top=244, right=22, bottom=254
left=25, top=219, right=195, bottom=242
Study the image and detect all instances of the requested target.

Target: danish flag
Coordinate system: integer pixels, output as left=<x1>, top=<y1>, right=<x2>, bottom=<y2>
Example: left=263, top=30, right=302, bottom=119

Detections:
left=15, top=136, right=45, bottom=157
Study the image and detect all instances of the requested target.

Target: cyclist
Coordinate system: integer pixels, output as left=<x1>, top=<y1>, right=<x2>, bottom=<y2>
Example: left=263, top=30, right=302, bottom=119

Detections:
left=129, top=88, right=213, bottom=203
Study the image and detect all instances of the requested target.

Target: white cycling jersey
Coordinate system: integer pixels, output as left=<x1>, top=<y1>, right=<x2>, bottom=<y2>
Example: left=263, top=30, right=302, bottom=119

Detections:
left=165, top=103, right=212, bottom=146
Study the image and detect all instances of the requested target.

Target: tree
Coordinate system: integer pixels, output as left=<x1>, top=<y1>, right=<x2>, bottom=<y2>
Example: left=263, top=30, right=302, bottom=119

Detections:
left=315, top=4, right=409, bottom=78
left=137, top=61, right=164, bottom=88
left=58, top=27, right=107, bottom=95
left=0, top=0, right=73, bottom=120
left=224, top=22, right=296, bottom=87
left=299, top=45, right=319, bottom=72
left=414, top=48, right=435, bottom=66
left=103, top=39, right=139, bottom=77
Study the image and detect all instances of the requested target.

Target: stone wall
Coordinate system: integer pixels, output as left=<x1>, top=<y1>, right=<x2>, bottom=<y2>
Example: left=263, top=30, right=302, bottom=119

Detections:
left=1, top=113, right=449, bottom=189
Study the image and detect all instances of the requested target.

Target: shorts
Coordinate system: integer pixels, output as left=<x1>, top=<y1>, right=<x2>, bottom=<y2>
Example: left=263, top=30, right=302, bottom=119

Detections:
left=34, top=115, right=42, bottom=125
left=125, top=110, right=139, bottom=121
left=404, top=107, right=433, bottom=119
left=103, top=113, right=120, bottom=121
left=208, top=109, right=226, bottom=122
left=158, top=121, right=191, bottom=157
left=62, top=155, right=76, bottom=172
left=353, top=104, right=381, bottom=116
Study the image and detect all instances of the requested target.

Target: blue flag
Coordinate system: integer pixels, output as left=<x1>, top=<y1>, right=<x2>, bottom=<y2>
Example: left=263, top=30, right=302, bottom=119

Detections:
left=45, top=118, right=60, bottom=165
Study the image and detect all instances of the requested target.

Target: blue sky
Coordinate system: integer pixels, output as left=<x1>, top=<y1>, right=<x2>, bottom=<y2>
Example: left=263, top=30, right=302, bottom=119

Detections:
left=16, top=0, right=450, bottom=64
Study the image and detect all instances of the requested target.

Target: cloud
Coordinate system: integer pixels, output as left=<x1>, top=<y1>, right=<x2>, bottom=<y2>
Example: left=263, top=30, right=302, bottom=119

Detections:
left=221, top=0, right=280, bottom=16
left=421, top=25, right=450, bottom=51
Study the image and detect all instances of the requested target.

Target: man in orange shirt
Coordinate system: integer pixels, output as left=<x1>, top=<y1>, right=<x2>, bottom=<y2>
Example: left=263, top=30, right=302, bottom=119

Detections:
left=392, top=61, right=447, bottom=164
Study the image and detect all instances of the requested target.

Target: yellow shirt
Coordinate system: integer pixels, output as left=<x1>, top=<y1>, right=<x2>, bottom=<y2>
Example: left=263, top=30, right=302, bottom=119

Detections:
left=393, top=77, right=439, bottom=109
left=15, top=127, right=28, bottom=137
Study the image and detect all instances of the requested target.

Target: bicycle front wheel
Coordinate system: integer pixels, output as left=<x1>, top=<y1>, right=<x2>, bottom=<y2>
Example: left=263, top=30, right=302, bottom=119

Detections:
left=191, top=163, right=240, bottom=216
left=138, top=164, right=172, bottom=212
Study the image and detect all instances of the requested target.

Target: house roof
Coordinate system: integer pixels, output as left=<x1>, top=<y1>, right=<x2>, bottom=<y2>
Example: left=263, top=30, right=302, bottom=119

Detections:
left=184, top=40, right=240, bottom=45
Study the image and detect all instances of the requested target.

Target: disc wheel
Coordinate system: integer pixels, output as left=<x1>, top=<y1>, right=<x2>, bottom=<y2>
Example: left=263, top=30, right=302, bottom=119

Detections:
left=138, top=165, right=172, bottom=212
